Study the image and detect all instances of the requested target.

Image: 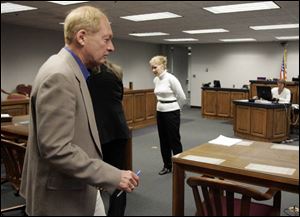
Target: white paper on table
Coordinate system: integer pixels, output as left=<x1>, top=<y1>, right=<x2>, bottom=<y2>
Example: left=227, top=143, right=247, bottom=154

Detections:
left=1, top=114, right=11, bottom=118
left=208, top=135, right=242, bottom=146
left=182, top=155, right=225, bottom=165
left=271, top=144, right=299, bottom=151
left=236, top=140, right=253, bottom=146
left=245, top=163, right=296, bottom=176
left=19, top=120, right=30, bottom=125
left=15, top=120, right=30, bottom=125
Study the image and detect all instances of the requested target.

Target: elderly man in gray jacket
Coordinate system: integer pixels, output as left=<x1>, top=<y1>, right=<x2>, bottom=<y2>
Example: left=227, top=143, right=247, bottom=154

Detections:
left=20, top=6, right=139, bottom=216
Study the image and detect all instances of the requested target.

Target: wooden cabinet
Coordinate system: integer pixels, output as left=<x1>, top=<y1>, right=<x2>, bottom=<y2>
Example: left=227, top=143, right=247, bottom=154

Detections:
left=202, top=90, right=217, bottom=116
left=217, top=91, right=231, bottom=117
left=146, top=92, right=156, bottom=120
left=1, top=91, right=156, bottom=129
left=230, top=92, right=249, bottom=117
left=123, top=89, right=156, bottom=129
left=122, top=94, right=134, bottom=124
left=202, top=88, right=249, bottom=119
left=233, top=101, right=290, bottom=142
left=235, top=105, right=251, bottom=134
left=1, top=99, right=29, bottom=116
left=133, top=93, right=146, bottom=123
left=250, top=80, right=299, bottom=104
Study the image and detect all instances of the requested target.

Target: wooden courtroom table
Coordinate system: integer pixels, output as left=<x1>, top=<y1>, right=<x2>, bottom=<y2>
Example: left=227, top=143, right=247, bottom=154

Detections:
left=172, top=141, right=299, bottom=216
left=1, top=115, right=133, bottom=170
left=233, top=100, right=291, bottom=142
left=1, top=115, right=29, bottom=140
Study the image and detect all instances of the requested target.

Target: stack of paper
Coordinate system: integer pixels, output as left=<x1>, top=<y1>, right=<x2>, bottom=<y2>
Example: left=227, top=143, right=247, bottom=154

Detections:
left=208, top=135, right=242, bottom=146
left=1, top=113, right=12, bottom=122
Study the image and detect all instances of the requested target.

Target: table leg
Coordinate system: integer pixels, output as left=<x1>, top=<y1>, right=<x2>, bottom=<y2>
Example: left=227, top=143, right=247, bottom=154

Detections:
left=172, top=163, right=185, bottom=216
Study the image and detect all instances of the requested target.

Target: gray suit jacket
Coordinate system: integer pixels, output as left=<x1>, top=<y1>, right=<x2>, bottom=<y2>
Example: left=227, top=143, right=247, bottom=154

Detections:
left=20, top=48, right=121, bottom=215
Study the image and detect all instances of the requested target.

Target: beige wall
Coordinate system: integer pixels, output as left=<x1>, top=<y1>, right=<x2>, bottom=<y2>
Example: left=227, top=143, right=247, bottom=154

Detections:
left=189, top=42, right=299, bottom=106
left=1, top=23, right=159, bottom=99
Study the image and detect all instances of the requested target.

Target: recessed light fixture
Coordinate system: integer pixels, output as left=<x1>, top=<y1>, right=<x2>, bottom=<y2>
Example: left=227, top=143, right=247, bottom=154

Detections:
left=1, top=2, right=37, bottom=14
left=250, top=24, right=299, bottom=30
left=203, top=1, right=279, bottom=14
left=219, top=38, right=256, bottom=42
left=129, top=32, right=170, bottom=37
left=183, top=29, right=229, bottom=34
left=164, top=38, right=198, bottom=42
left=121, top=12, right=182, bottom=22
left=48, top=1, right=88, bottom=5
left=275, top=36, right=299, bottom=40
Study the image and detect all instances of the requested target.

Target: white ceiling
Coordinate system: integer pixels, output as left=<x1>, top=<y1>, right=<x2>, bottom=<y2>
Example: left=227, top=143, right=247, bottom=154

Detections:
left=1, top=1, right=299, bottom=44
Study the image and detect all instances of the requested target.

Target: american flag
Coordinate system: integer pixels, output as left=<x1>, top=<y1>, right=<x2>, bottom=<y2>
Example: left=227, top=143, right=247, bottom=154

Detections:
left=279, top=48, right=287, bottom=80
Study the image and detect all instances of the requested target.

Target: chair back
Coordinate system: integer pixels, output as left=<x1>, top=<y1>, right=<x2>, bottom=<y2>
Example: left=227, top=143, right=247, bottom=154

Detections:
left=1, top=138, right=26, bottom=192
left=16, top=84, right=32, bottom=96
left=187, top=176, right=281, bottom=216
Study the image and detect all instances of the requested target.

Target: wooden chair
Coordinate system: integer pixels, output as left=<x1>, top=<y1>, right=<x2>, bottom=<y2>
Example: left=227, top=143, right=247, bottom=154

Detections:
left=1, top=138, right=26, bottom=215
left=16, top=84, right=32, bottom=97
left=187, top=176, right=281, bottom=216
left=1, top=84, right=31, bottom=100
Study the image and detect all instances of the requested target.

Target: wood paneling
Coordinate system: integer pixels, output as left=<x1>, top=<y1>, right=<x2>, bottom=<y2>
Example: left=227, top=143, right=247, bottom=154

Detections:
left=122, top=94, right=133, bottom=124
left=273, top=108, right=289, bottom=138
left=123, top=89, right=156, bottom=129
left=251, top=107, right=267, bottom=138
left=217, top=91, right=231, bottom=117
left=133, top=93, right=146, bottom=122
left=1, top=99, right=29, bottom=116
left=202, top=88, right=249, bottom=119
left=235, top=105, right=250, bottom=134
left=146, top=92, right=156, bottom=120
left=231, top=92, right=248, bottom=117
left=202, top=90, right=217, bottom=116
left=233, top=101, right=290, bottom=142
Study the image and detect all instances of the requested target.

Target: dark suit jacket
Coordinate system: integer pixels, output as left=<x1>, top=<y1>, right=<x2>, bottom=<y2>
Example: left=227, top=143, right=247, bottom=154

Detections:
left=87, top=65, right=129, bottom=144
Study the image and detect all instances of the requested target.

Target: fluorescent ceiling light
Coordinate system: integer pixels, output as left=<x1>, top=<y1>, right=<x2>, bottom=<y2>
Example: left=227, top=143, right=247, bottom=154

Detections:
left=48, top=1, right=88, bottom=5
left=250, top=24, right=299, bottom=30
left=275, top=36, right=299, bottom=40
left=121, top=12, right=182, bottom=22
left=203, top=1, right=279, bottom=14
left=164, top=38, right=198, bottom=42
left=1, top=2, right=37, bottom=14
left=129, top=32, right=170, bottom=37
left=219, top=38, right=256, bottom=42
left=183, top=29, right=229, bottom=34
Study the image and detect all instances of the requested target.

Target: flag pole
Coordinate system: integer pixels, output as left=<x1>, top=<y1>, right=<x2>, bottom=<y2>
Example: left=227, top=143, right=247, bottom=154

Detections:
left=280, top=42, right=288, bottom=81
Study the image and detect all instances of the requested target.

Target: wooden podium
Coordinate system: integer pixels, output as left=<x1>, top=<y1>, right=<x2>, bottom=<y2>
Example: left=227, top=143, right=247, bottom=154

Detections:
left=233, top=100, right=291, bottom=142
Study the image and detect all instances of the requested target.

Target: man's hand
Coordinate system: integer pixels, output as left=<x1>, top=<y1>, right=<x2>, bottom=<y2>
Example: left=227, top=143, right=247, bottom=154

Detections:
left=118, top=170, right=139, bottom=192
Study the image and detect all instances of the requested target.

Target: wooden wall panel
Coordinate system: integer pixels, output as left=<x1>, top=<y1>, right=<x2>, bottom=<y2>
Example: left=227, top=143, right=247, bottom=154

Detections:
left=146, top=92, right=156, bottom=120
left=133, top=93, right=146, bottom=122
left=123, top=89, right=156, bottom=129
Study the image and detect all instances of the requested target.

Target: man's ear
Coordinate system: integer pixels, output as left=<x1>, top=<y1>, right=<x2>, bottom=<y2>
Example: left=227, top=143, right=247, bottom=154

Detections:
left=75, top=29, right=87, bottom=46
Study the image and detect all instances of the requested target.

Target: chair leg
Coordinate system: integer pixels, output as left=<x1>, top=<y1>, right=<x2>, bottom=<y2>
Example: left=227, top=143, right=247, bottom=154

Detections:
left=1, top=204, right=26, bottom=216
